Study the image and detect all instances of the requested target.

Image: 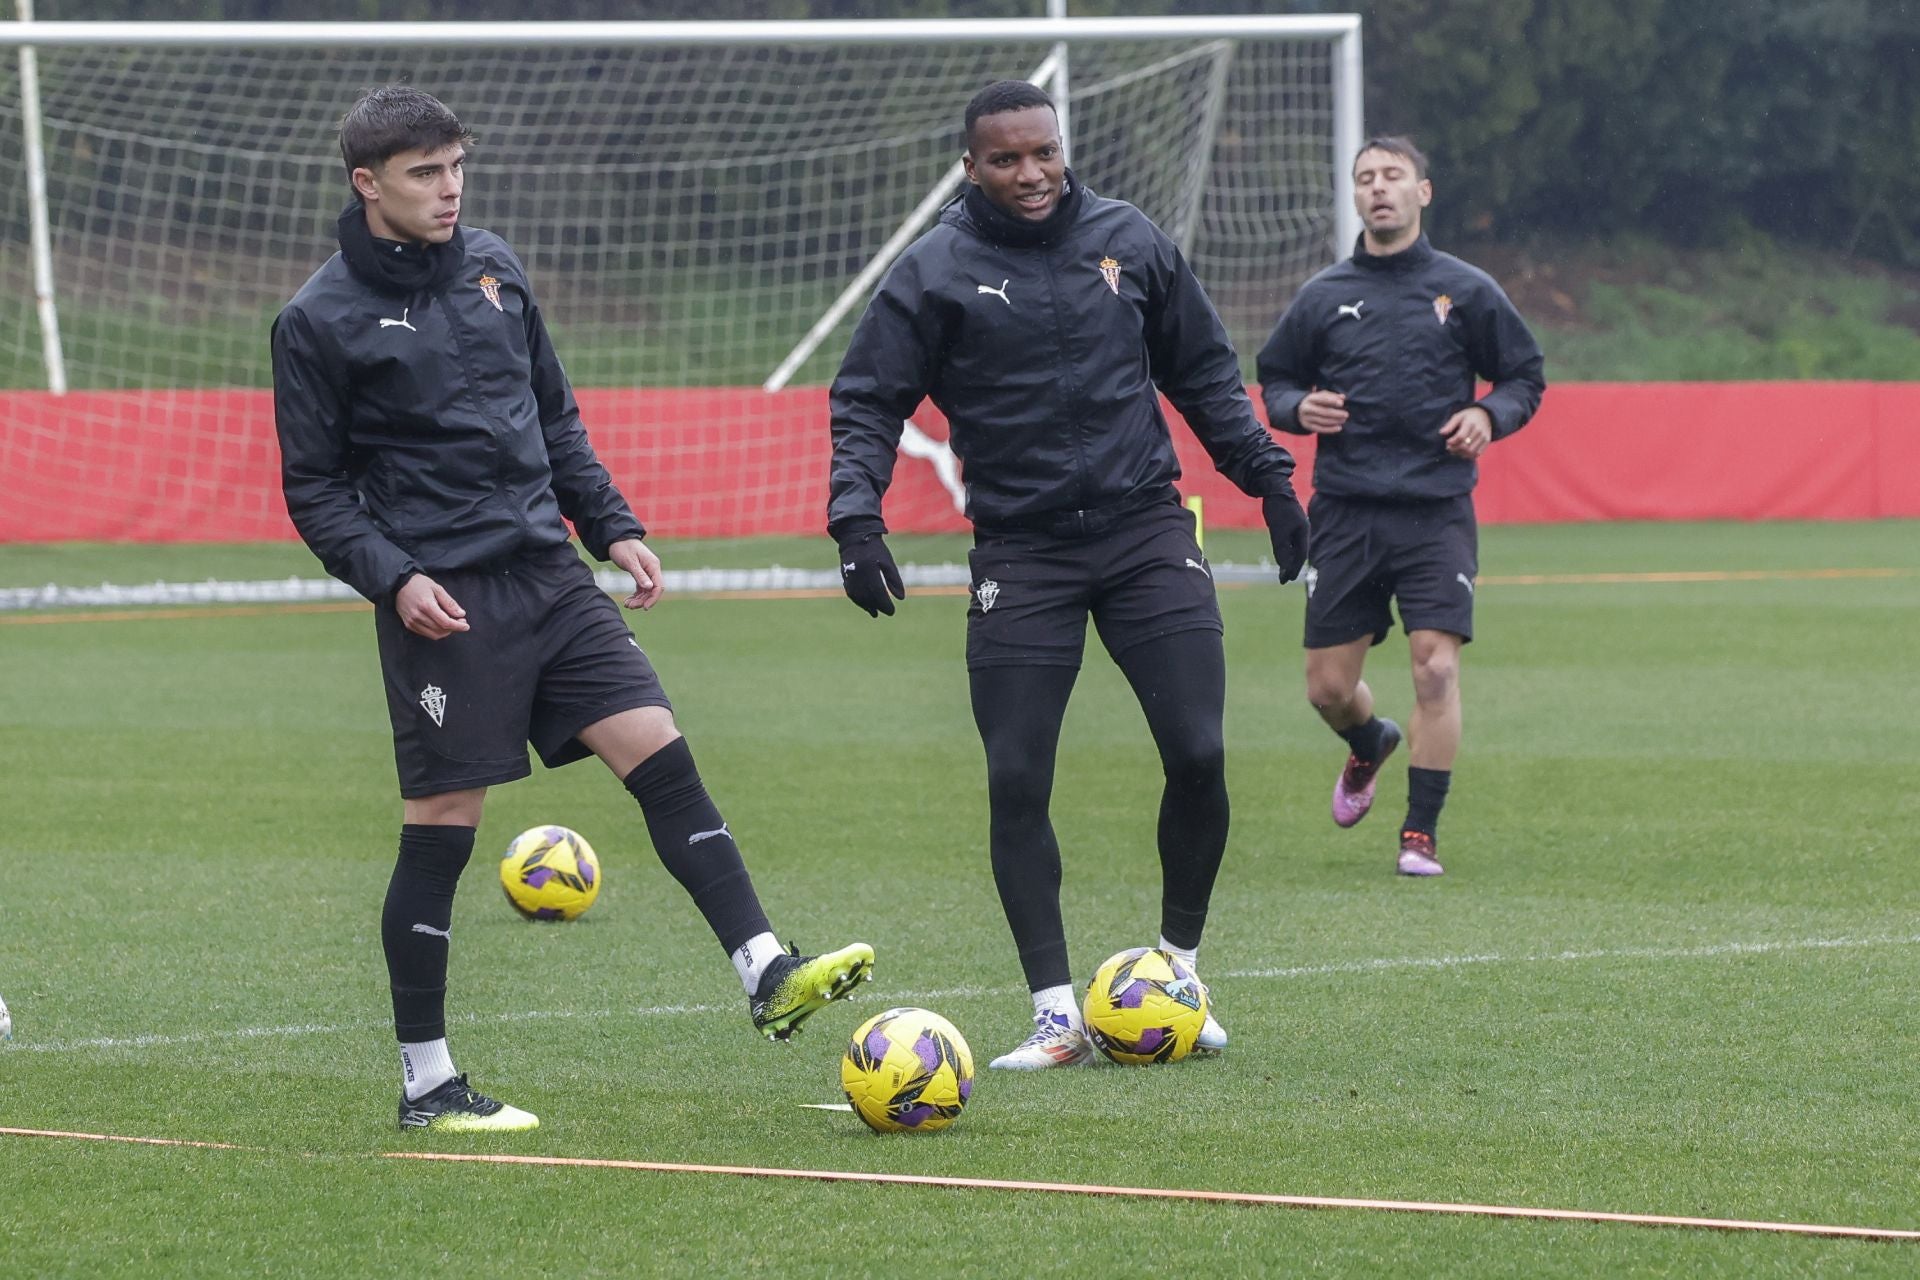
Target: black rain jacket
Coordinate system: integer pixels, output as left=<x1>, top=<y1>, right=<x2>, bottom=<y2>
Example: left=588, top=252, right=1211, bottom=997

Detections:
left=828, top=178, right=1296, bottom=538
left=271, top=219, right=641, bottom=604
left=1256, top=234, right=1546, bottom=501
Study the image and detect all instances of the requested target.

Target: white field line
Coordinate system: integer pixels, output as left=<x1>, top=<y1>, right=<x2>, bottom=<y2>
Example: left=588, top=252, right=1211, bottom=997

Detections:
left=5, top=563, right=1911, bottom=615
left=10, top=931, right=1919, bottom=1057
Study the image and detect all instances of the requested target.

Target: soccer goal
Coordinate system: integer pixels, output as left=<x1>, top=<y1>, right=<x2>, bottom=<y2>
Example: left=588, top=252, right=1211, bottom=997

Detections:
left=0, top=16, right=1361, bottom=569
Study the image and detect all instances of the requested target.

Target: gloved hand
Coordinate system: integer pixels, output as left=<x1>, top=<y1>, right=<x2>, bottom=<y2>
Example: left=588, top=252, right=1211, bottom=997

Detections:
left=838, top=533, right=906, bottom=617
left=1262, top=491, right=1310, bottom=584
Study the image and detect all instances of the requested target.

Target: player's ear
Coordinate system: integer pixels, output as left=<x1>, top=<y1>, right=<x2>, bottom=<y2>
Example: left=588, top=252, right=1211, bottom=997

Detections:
left=961, top=152, right=978, bottom=186
left=350, top=164, right=381, bottom=203
left=1417, top=178, right=1433, bottom=209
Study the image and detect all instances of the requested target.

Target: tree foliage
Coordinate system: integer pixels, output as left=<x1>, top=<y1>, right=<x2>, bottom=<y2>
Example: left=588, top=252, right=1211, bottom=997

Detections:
left=29, top=0, right=1920, bottom=260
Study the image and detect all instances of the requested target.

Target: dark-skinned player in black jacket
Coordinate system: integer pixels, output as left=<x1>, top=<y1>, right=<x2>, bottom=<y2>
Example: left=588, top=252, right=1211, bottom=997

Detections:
left=828, top=81, right=1309, bottom=1071
left=1258, top=135, right=1546, bottom=878
left=272, top=87, right=872, bottom=1133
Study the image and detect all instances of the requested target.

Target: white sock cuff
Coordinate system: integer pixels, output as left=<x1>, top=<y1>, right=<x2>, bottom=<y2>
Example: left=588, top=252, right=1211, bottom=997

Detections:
left=1157, top=936, right=1199, bottom=969
left=732, top=931, right=782, bottom=994
left=1031, top=984, right=1080, bottom=1026
left=400, top=1038, right=456, bottom=1101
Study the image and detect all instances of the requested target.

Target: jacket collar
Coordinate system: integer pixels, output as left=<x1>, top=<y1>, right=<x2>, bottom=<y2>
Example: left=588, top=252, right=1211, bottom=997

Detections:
left=1351, top=232, right=1435, bottom=272
left=337, top=199, right=467, bottom=298
left=961, top=169, right=1086, bottom=248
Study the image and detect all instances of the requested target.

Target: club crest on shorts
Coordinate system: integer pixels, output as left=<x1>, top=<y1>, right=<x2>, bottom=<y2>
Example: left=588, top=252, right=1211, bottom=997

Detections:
left=477, top=275, right=504, bottom=312
left=975, top=579, right=1000, bottom=612
left=1433, top=294, right=1453, bottom=324
left=418, top=683, right=447, bottom=727
left=1098, top=256, right=1122, bottom=295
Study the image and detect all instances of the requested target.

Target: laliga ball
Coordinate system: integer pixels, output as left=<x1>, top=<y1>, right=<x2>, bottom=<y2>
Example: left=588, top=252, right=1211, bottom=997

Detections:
left=841, top=1007, right=974, bottom=1134
left=1083, top=947, right=1208, bottom=1065
left=500, top=825, right=601, bottom=921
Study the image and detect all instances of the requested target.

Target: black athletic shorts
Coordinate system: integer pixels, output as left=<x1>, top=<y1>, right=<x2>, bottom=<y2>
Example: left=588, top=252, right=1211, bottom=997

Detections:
left=1303, top=492, right=1478, bottom=649
left=373, top=543, right=671, bottom=799
left=966, top=491, right=1222, bottom=670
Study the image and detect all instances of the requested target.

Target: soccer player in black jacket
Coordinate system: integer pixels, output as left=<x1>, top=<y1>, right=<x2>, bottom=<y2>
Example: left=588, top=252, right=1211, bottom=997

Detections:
left=829, top=81, right=1309, bottom=1070
left=271, top=87, right=872, bottom=1132
left=1257, top=136, right=1546, bottom=877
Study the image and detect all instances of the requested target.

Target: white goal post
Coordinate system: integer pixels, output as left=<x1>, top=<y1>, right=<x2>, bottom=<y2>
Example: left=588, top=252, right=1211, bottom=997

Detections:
left=0, top=15, right=1362, bottom=568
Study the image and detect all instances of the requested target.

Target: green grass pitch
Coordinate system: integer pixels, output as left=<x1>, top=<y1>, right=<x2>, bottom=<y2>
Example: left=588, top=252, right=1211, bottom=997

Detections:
left=2, top=522, right=1917, bottom=1276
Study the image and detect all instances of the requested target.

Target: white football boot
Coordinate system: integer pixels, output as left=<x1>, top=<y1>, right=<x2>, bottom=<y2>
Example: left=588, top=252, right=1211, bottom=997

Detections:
left=988, top=1009, right=1095, bottom=1070
left=1193, top=979, right=1227, bottom=1055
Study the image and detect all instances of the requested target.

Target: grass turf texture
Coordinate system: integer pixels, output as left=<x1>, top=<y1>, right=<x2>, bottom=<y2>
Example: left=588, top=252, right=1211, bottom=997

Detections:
left=2, top=522, right=1917, bottom=1276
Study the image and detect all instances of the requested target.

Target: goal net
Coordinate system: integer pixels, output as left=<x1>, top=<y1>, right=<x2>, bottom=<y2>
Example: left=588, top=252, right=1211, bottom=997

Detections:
left=0, top=19, right=1359, bottom=551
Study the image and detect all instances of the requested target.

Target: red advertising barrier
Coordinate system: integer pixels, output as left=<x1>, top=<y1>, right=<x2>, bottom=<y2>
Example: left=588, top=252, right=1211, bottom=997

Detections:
left=0, top=382, right=1914, bottom=542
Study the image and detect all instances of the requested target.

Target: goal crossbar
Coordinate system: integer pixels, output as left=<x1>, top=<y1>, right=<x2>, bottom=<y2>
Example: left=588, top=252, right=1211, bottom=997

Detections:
left=0, top=17, right=1360, bottom=50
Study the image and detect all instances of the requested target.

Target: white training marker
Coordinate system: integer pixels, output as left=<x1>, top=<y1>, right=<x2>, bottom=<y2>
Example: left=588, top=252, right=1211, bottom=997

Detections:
left=798, top=1103, right=854, bottom=1112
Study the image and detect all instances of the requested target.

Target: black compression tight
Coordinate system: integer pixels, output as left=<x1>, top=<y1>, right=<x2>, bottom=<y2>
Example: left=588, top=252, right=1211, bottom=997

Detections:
left=968, top=628, right=1229, bottom=992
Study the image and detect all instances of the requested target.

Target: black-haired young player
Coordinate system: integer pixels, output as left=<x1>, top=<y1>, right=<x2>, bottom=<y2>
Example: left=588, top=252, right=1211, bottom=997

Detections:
left=1257, top=135, right=1546, bottom=877
left=828, top=80, right=1308, bottom=1069
left=272, top=86, right=872, bottom=1132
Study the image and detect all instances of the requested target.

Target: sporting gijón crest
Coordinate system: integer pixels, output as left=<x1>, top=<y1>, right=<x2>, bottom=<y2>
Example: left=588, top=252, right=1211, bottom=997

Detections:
left=419, top=683, right=447, bottom=727
left=477, top=275, right=504, bottom=312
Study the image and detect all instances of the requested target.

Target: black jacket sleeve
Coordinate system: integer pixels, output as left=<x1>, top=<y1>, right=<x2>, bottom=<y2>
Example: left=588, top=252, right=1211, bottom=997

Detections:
left=1254, top=294, right=1320, bottom=437
left=1143, top=226, right=1295, bottom=495
left=522, top=280, right=645, bottom=557
left=1465, top=279, right=1547, bottom=440
left=271, top=305, right=420, bottom=604
left=826, top=255, right=943, bottom=540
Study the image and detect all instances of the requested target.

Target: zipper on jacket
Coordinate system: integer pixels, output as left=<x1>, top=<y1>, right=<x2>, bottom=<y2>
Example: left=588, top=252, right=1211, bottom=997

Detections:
left=439, top=280, right=535, bottom=540
left=1037, top=246, right=1092, bottom=511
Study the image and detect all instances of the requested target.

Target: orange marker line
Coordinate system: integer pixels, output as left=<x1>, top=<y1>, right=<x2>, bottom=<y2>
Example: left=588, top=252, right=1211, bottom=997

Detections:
left=382, top=1151, right=1920, bottom=1243
left=0, top=602, right=367, bottom=625
left=0, top=1125, right=249, bottom=1150
left=5, top=1127, right=1913, bottom=1241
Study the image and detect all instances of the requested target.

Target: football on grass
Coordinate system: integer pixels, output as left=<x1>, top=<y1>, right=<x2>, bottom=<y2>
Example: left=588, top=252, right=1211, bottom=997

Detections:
left=1083, top=947, right=1207, bottom=1065
left=840, top=1007, right=973, bottom=1134
left=499, top=825, right=601, bottom=921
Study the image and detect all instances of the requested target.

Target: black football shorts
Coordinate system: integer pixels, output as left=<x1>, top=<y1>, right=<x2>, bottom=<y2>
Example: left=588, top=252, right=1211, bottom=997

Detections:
left=1302, top=492, right=1478, bottom=649
left=373, top=543, right=671, bottom=798
left=966, top=493, right=1222, bottom=670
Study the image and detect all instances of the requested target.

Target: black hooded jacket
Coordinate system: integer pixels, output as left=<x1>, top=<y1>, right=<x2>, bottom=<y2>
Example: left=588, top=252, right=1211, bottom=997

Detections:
left=1256, top=234, right=1546, bottom=501
left=270, top=206, right=642, bottom=604
left=827, top=175, right=1296, bottom=538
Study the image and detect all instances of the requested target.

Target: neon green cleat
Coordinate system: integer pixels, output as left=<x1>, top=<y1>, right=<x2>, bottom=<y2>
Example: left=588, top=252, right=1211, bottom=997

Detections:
left=398, top=1074, right=539, bottom=1132
left=749, top=941, right=875, bottom=1041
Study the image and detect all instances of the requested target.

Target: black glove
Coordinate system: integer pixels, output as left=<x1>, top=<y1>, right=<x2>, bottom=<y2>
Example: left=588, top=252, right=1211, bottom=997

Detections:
left=1262, top=491, right=1310, bottom=584
left=837, top=533, right=906, bottom=617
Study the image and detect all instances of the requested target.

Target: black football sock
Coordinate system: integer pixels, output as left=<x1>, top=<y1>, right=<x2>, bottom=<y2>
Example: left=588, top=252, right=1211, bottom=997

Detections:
left=1113, top=630, right=1229, bottom=952
left=623, top=738, right=772, bottom=955
left=382, top=824, right=476, bottom=1043
left=1338, top=717, right=1389, bottom=762
left=1404, top=767, right=1453, bottom=836
left=969, top=663, right=1079, bottom=993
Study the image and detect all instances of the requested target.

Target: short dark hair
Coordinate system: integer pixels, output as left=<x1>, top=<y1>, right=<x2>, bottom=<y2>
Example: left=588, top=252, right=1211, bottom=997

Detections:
left=1354, top=134, right=1428, bottom=180
left=964, top=80, right=1056, bottom=147
left=338, top=85, right=473, bottom=177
